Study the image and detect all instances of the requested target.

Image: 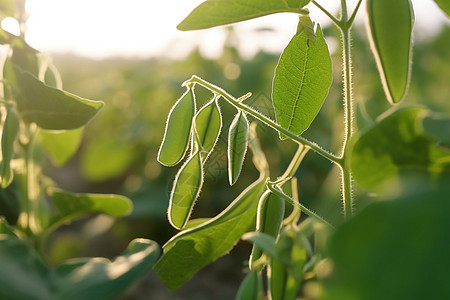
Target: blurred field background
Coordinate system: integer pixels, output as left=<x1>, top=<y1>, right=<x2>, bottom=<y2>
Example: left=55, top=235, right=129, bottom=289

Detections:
left=11, top=1, right=449, bottom=298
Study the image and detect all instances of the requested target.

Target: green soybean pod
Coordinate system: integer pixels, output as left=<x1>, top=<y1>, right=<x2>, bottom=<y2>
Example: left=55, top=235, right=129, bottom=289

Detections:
left=194, top=96, right=222, bottom=158
left=168, top=151, right=204, bottom=229
left=0, top=108, right=20, bottom=188
left=158, top=89, right=195, bottom=166
left=250, top=190, right=285, bottom=268
left=366, top=0, right=414, bottom=104
left=228, top=110, right=249, bottom=185
left=235, top=271, right=262, bottom=300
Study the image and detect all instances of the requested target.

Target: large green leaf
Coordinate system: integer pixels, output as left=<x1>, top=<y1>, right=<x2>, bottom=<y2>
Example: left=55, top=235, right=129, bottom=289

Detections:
left=323, top=188, right=450, bottom=300
left=433, top=0, right=450, bottom=17
left=54, top=238, right=160, bottom=300
left=272, top=25, right=332, bottom=137
left=154, top=176, right=267, bottom=290
left=350, top=107, right=450, bottom=192
left=178, top=0, right=310, bottom=31
left=0, top=236, right=160, bottom=300
left=0, top=236, right=53, bottom=300
left=40, top=128, right=83, bottom=166
left=13, top=67, right=104, bottom=130
left=366, top=0, right=414, bottom=104
left=45, top=188, right=132, bottom=234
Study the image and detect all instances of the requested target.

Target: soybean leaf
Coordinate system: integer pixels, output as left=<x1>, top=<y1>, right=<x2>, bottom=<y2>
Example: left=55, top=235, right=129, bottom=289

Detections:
left=40, top=128, right=83, bottom=166
left=366, top=0, right=414, bottom=104
left=323, top=188, right=450, bottom=300
left=0, top=108, right=20, bottom=188
left=45, top=188, right=132, bottom=234
left=178, top=0, right=310, bottom=31
left=433, top=0, right=450, bottom=17
left=158, top=89, right=196, bottom=166
left=0, top=218, right=16, bottom=235
left=13, top=67, right=103, bottom=130
left=0, top=236, right=53, bottom=300
left=155, top=177, right=267, bottom=290
left=168, top=151, right=204, bottom=229
left=350, top=107, right=450, bottom=193
left=272, top=25, right=332, bottom=137
left=194, top=97, right=222, bottom=158
left=0, top=181, right=21, bottom=225
left=244, top=231, right=280, bottom=262
left=54, top=239, right=160, bottom=300
left=228, top=110, right=249, bottom=185
left=236, top=271, right=262, bottom=300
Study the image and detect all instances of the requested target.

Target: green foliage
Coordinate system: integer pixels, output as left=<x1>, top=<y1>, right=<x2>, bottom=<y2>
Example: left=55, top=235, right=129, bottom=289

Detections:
left=366, top=0, right=414, bottom=104
left=235, top=271, right=262, bottom=300
left=0, top=235, right=160, bottom=300
left=0, top=181, right=21, bottom=225
left=0, top=108, right=19, bottom=188
left=434, top=0, right=450, bottom=17
left=39, top=128, right=83, bottom=166
left=178, top=0, right=310, bottom=31
left=350, top=107, right=450, bottom=193
left=323, top=188, right=450, bottom=300
left=272, top=25, right=332, bottom=136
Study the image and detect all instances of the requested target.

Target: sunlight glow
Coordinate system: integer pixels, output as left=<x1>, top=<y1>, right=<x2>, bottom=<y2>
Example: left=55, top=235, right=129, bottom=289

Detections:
left=21, top=0, right=449, bottom=60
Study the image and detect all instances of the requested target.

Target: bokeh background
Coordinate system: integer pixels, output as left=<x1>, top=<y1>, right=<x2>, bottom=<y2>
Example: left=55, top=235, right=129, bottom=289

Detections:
left=2, top=0, right=448, bottom=299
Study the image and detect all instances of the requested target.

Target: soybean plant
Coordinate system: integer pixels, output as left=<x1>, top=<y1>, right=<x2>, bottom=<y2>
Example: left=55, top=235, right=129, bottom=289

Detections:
left=155, top=1, right=450, bottom=299
left=0, top=1, right=159, bottom=299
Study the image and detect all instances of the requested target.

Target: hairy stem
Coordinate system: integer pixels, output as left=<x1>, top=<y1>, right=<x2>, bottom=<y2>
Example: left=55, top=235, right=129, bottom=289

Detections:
left=184, top=76, right=341, bottom=165
left=339, top=0, right=356, bottom=219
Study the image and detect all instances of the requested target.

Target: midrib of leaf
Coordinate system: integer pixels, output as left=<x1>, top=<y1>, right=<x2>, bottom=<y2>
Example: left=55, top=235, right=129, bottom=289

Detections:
left=287, top=41, right=310, bottom=132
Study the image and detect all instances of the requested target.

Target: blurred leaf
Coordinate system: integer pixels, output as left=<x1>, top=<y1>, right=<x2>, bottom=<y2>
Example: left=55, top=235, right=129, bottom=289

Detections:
left=228, top=110, right=249, bottom=185
left=235, top=271, right=262, bottom=300
left=433, top=0, right=450, bottom=17
left=273, top=26, right=332, bottom=137
left=158, top=89, right=195, bottom=166
left=14, top=67, right=103, bottom=130
left=0, top=218, right=17, bottom=235
left=154, top=177, right=267, bottom=290
left=178, top=0, right=310, bottom=30
left=244, top=231, right=280, bottom=261
left=350, top=107, right=450, bottom=192
left=46, top=187, right=132, bottom=233
left=0, top=236, right=53, bottom=300
left=81, top=136, right=136, bottom=182
left=366, top=0, right=414, bottom=104
left=422, top=113, right=450, bottom=146
left=0, top=0, right=15, bottom=20
left=0, top=108, right=19, bottom=188
left=0, top=181, right=21, bottom=225
left=40, top=128, right=83, bottom=166
left=0, top=236, right=160, bottom=300
left=54, top=238, right=160, bottom=300
left=168, top=151, right=204, bottom=229
left=323, top=188, right=450, bottom=300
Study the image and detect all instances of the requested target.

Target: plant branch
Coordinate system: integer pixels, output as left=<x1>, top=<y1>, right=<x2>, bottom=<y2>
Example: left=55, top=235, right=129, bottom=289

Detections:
left=348, top=0, right=363, bottom=27
left=184, top=75, right=341, bottom=165
left=267, top=182, right=334, bottom=229
left=339, top=0, right=355, bottom=219
left=312, top=0, right=341, bottom=27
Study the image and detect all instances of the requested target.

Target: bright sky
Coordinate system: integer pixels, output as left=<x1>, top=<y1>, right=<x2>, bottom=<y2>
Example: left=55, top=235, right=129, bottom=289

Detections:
left=2, top=0, right=449, bottom=59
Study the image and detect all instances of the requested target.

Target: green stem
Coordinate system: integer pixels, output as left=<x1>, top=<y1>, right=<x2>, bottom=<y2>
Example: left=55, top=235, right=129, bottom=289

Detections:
left=184, top=76, right=341, bottom=165
left=312, top=1, right=341, bottom=27
left=339, top=0, right=355, bottom=219
left=267, top=182, right=334, bottom=229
